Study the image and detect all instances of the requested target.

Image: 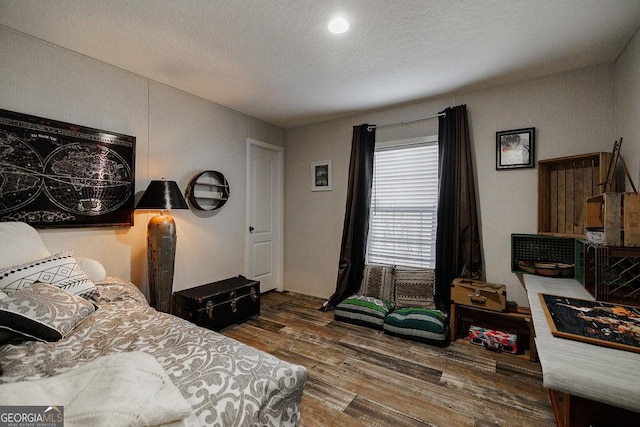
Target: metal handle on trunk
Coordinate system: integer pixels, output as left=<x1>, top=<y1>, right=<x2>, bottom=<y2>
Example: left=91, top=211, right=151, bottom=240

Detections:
left=206, top=300, right=214, bottom=319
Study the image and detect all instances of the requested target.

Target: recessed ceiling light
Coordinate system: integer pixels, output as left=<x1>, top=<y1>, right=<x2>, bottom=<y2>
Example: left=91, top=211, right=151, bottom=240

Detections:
left=328, top=17, right=349, bottom=34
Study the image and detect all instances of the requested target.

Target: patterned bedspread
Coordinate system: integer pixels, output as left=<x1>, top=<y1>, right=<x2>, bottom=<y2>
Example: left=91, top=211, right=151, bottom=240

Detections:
left=0, top=278, right=306, bottom=426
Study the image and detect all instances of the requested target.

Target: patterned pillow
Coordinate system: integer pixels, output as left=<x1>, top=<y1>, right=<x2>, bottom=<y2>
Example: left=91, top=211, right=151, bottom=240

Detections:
left=334, top=295, right=393, bottom=329
left=0, top=251, right=99, bottom=300
left=394, top=267, right=435, bottom=309
left=383, top=307, right=448, bottom=343
left=358, top=264, right=395, bottom=305
left=0, top=282, right=95, bottom=342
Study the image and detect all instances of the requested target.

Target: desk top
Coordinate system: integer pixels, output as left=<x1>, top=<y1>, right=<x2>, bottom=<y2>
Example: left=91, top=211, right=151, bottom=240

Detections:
left=525, top=274, right=640, bottom=413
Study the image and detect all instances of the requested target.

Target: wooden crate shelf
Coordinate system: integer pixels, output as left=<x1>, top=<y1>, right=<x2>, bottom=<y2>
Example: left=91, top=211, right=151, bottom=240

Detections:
left=538, top=152, right=615, bottom=237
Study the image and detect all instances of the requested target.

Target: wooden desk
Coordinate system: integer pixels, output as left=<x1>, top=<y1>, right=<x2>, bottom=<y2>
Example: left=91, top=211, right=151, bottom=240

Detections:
left=449, top=302, right=537, bottom=362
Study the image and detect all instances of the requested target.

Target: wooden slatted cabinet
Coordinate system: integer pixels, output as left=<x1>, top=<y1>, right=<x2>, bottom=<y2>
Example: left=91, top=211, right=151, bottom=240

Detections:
left=538, top=152, right=615, bottom=237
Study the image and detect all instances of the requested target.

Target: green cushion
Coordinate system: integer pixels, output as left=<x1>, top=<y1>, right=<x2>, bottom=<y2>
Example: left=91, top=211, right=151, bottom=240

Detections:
left=383, top=307, right=448, bottom=342
left=334, top=295, right=393, bottom=329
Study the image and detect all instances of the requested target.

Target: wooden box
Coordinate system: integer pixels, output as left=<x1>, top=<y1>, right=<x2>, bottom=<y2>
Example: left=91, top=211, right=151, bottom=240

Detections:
left=538, top=152, right=614, bottom=237
left=585, top=192, right=639, bottom=247
left=451, top=278, right=507, bottom=312
left=585, top=193, right=623, bottom=246
left=624, top=193, right=640, bottom=247
left=172, top=276, right=260, bottom=331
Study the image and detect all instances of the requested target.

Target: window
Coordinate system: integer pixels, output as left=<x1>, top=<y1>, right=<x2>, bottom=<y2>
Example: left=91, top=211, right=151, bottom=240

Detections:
left=366, top=136, right=439, bottom=268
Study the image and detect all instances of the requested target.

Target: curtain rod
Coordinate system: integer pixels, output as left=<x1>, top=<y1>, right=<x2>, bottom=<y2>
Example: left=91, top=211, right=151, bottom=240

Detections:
left=367, top=112, right=445, bottom=131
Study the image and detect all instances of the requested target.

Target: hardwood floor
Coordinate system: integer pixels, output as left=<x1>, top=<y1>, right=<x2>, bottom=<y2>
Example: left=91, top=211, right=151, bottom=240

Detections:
left=222, top=291, right=555, bottom=427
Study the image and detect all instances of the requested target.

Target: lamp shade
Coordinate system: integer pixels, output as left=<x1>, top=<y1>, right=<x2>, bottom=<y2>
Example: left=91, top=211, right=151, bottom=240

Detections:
left=136, top=180, right=189, bottom=210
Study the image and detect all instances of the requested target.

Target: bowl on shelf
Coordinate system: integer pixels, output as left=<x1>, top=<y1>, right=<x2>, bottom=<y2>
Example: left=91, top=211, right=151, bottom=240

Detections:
left=516, top=260, right=537, bottom=274
left=517, top=260, right=574, bottom=277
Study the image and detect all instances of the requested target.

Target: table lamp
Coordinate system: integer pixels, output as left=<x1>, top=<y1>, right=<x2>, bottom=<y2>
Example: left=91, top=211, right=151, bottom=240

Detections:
left=136, top=179, right=189, bottom=313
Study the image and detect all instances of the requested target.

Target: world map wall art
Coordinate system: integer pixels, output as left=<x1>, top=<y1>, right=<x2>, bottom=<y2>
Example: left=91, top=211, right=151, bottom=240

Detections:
left=0, top=109, right=135, bottom=227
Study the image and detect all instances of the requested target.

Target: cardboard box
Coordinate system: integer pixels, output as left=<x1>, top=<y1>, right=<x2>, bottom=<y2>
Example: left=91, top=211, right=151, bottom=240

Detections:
left=468, top=325, right=518, bottom=354
left=451, top=278, right=506, bottom=312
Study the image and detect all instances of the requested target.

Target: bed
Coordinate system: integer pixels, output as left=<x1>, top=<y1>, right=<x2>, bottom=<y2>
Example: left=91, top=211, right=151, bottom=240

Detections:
left=0, top=222, right=306, bottom=426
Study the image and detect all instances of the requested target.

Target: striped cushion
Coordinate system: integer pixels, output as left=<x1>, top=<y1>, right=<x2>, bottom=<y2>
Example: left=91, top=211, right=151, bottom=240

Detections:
left=335, top=295, right=393, bottom=328
left=394, top=267, right=435, bottom=309
left=383, top=307, right=448, bottom=342
left=358, top=264, right=395, bottom=305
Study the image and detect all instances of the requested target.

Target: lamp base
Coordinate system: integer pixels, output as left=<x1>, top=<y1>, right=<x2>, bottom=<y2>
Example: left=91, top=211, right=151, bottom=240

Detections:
left=147, top=213, right=177, bottom=313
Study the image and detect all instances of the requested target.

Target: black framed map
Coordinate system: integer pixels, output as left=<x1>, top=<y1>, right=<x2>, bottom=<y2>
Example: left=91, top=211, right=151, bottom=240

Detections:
left=540, top=293, right=640, bottom=354
left=0, top=109, right=135, bottom=227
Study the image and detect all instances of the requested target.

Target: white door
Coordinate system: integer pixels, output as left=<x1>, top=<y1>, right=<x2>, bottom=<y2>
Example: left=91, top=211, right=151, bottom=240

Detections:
left=246, top=139, right=283, bottom=293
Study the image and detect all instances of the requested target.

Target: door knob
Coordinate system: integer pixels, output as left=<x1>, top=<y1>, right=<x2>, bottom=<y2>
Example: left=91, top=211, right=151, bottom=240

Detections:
left=249, top=226, right=254, bottom=233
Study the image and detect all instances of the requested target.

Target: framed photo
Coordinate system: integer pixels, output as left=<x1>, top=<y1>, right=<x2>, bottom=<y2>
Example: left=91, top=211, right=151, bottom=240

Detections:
left=311, top=160, right=332, bottom=191
left=0, top=109, right=135, bottom=227
left=496, top=127, right=535, bottom=170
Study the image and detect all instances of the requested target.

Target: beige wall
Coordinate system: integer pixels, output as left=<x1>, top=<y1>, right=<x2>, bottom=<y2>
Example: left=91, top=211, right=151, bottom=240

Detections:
left=457, top=64, right=614, bottom=305
left=0, top=26, right=284, bottom=297
left=615, top=28, right=640, bottom=187
left=284, top=64, right=616, bottom=306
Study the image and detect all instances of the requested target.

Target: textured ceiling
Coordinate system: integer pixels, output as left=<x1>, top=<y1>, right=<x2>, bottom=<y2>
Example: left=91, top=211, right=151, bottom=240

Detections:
left=1, top=0, right=639, bottom=129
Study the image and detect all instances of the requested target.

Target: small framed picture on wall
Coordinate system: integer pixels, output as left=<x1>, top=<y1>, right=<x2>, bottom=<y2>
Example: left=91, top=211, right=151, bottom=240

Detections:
left=496, top=127, right=535, bottom=170
left=311, top=160, right=332, bottom=191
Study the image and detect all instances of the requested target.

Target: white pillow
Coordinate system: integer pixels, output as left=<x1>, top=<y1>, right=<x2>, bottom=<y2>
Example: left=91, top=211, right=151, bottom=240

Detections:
left=76, top=257, right=107, bottom=283
left=0, top=222, right=51, bottom=269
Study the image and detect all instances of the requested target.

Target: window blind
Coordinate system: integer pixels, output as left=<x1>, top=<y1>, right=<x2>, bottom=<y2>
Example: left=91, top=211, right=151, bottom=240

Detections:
left=366, top=141, right=439, bottom=268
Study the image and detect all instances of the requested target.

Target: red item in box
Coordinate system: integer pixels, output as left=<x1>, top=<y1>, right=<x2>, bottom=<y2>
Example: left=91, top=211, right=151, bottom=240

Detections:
left=468, top=325, right=518, bottom=354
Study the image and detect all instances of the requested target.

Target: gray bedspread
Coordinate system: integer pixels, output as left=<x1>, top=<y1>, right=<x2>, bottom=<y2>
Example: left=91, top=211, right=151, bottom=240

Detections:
left=0, top=278, right=306, bottom=426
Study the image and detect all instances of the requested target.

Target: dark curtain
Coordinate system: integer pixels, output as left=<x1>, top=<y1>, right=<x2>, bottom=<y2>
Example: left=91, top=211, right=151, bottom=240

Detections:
left=435, top=105, right=482, bottom=311
left=322, top=124, right=376, bottom=311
